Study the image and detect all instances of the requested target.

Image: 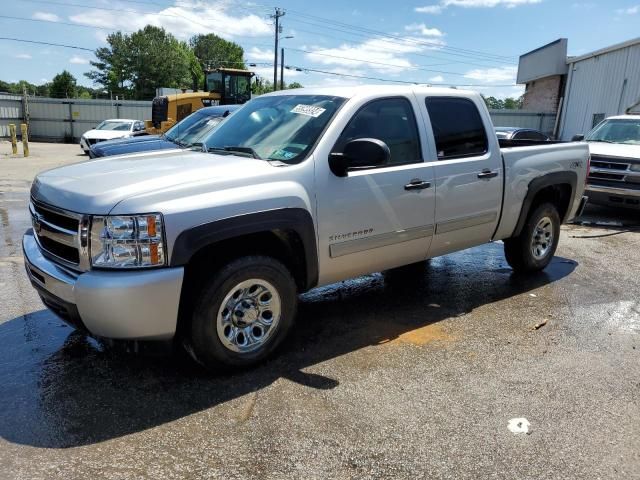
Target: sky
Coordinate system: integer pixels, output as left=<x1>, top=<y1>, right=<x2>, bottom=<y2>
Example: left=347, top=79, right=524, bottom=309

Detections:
left=1, top=0, right=640, bottom=99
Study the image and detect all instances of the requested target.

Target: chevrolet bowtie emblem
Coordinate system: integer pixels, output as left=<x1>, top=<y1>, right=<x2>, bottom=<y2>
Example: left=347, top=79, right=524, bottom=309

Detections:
left=32, top=212, right=44, bottom=234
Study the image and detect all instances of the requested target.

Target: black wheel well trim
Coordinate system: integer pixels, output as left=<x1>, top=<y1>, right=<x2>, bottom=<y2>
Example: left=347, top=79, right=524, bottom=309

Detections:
left=170, top=208, right=319, bottom=291
left=512, top=171, right=578, bottom=237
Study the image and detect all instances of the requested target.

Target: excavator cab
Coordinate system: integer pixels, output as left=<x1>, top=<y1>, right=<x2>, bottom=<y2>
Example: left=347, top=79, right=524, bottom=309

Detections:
left=204, top=68, right=254, bottom=105
left=145, top=68, right=254, bottom=134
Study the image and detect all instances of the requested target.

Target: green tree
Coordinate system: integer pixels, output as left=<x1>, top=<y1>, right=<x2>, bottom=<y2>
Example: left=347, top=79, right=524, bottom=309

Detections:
left=86, top=26, right=193, bottom=100
left=86, top=31, right=130, bottom=97
left=35, top=83, right=50, bottom=97
left=483, top=95, right=504, bottom=110
left=503, top=96, right=523, bottom=110
left=287, top=82, right=303, bottom=89
left=49, top=70, right=77, bottom=98
left=190, top=34, right=245, bottom=71
left=183, top=43, right=204, bottom=91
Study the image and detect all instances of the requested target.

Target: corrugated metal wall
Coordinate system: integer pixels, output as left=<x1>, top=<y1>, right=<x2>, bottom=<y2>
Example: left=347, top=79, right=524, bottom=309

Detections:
left=0, top=94, right=151, bottom=141
left=0, top=95, right=24, bottom=138
left=1, top=93, right=558, bottom=142
left=488, top=110, right=557, bottom=136
left=559, top=42, right=640, bottom=140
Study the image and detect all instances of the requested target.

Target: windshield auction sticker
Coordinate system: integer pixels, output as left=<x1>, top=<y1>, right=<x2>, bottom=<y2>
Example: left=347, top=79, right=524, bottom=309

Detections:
left=291, top=104, right=326, bottom=118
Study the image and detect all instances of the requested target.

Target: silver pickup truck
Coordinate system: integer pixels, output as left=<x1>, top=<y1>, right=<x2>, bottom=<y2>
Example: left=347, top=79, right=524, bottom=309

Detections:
left=23, top=86, right=589, bottom=370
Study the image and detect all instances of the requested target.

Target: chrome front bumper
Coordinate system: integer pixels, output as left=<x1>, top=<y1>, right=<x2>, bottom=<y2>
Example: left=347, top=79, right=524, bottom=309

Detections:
left=23, top=229, right=184, bottom=340
left=586, top=184, right=640, bottom=208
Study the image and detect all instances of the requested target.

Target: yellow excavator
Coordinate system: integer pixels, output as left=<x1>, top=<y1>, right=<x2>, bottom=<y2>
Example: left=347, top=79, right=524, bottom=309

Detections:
left=145, top=68, right=254, bottom=134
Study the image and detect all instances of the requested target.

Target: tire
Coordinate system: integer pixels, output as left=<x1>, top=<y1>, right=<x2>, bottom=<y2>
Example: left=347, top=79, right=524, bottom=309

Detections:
left=504, top=202, right=561, bottom=273
left=188, top=255, right=297, bottom=371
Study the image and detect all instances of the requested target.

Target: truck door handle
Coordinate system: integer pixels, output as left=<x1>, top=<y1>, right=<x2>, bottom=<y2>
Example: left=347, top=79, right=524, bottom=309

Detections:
left=477, top=169, right=498, bottom=179
left=404, top=179, right=431, bottom=191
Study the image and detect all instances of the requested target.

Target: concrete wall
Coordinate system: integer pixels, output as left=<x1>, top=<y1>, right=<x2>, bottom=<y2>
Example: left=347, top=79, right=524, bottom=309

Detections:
left=0, top=94, right=151, bottom=142
left=522, top=75, right=563, bottom=113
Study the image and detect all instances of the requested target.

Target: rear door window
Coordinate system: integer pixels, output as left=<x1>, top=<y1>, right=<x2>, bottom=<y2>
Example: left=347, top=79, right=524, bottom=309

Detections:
left=425, top=97, right=488, bottom=159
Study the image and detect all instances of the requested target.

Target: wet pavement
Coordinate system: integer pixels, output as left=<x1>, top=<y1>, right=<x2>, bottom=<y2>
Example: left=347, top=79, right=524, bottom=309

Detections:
left=1, top=142, right=639, bottom=479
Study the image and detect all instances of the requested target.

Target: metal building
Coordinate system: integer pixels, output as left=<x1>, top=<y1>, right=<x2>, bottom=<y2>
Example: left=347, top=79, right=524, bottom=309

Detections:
left=517, top=37, right=640, bottom=140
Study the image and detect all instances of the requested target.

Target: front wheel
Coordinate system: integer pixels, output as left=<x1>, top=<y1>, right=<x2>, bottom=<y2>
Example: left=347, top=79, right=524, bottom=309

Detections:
left=188, top=256, right=297, bottom=371
left=504, top=202, right=561, bottom=273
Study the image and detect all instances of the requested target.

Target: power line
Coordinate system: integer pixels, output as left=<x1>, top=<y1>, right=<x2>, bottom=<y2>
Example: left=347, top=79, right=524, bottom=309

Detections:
left=287, top=47, right=497, bottom=78
left=0, top=36, right=94, bottom=51
left=282, top=9, right=517, bottom=62
left=18, top=0, right=267, bottom=39
left=284, top=26, right=512, bottom=69
left=285, top=64, right=517, bottom=88
left=0, top=14, right=134, bottom=32
left=244, top=1, right=517, bottom=62
left=285, top=16, right=515, bottom=67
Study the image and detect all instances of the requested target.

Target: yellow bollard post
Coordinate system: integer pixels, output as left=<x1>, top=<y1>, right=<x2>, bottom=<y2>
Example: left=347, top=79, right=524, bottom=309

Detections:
left=20, top=123, right=29, bottom=157
left=9, top=124, right=18, bottom=154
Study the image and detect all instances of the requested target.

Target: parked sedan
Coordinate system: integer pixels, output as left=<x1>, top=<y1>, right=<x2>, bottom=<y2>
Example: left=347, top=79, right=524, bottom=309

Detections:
left=495, top=127, right=550, bottom=141
left=89, top=105, right=241, bottom=158
left=80, top=119, right=146, bottom=154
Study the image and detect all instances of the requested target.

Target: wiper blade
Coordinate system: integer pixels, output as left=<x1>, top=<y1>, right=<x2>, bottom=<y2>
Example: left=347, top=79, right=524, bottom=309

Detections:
left=209, top=146, right=262, bottom=159
left=588, top=139, right=614, bottom=143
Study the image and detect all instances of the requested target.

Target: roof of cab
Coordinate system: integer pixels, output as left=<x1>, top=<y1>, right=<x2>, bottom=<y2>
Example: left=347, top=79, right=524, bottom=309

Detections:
left=260, top=84, right=480, bottom=100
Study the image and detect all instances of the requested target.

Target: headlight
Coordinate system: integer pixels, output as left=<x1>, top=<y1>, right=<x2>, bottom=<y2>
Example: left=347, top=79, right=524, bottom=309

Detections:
left=630, top=163, right=640, bottom=172
left=90, top=214, right=165, bottom=268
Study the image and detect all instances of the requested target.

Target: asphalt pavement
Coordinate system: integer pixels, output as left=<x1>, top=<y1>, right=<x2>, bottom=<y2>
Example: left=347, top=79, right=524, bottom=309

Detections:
left=0, top=142, right=638, bottom=479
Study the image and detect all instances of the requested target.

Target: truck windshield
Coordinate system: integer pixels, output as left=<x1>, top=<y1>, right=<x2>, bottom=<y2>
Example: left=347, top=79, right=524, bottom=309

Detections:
left=203, top=94, right=346, bottom=163
left=586, top=119, right=640, bottom=145
left=165, top=110, right=225, bottom=147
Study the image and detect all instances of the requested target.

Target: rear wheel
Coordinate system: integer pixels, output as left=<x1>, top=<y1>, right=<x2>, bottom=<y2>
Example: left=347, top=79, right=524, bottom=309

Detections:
left=504, top=202, right=560, bottom=272
left=188, top=256, right=297, bottom=371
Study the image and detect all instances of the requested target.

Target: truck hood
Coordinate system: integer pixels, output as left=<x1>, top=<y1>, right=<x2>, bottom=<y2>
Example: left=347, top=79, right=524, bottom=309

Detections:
left=31, top=150, right=276, bottom=214
left=587, top=141, right=640, bottom=159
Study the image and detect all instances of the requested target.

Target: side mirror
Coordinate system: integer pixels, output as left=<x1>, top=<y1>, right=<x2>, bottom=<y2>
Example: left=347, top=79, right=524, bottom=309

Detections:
left=571, top=134, right=585, bottom=141
left=328, top=138, right=391, bottom=177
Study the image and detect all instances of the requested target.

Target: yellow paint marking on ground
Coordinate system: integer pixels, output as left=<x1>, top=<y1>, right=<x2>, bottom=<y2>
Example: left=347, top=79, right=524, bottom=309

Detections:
left=386, top=323, right=454, bottom=346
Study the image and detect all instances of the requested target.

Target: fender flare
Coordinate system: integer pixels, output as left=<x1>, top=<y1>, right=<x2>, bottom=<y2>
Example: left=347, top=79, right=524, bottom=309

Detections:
left=170, top=208, right=318, bottom=290
left=513, top=171, right=578, bottom=237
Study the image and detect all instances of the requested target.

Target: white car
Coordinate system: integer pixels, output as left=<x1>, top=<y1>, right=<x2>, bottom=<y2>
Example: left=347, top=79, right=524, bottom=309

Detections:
left=79, top=119, right=146, bottom=154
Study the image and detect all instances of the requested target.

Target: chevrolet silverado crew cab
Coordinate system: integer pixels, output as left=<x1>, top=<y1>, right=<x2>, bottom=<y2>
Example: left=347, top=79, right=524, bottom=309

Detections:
left=24, top=85, right=589, bottom=370
left=573, top=115, right=640, bottom=209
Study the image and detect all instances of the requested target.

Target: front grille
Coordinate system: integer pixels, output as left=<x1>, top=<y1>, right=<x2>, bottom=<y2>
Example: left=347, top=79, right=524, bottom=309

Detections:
left=588, top=154, right=640, bottom=187
left=30, top=200, right=89, bottom=271
left=38, top=236, right=80, bottom=264
left=32, top=201, right=78, bottom=231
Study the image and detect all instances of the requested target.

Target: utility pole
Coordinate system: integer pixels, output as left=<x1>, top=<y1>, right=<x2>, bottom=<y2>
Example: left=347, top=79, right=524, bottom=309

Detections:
left=271, top=7, right=285, bottom=91
left=280, top=48, right=285, bottom=90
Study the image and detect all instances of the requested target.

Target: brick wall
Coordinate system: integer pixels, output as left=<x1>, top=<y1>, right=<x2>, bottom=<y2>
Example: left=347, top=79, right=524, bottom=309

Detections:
left=522, top=75, right=564, bottom=113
